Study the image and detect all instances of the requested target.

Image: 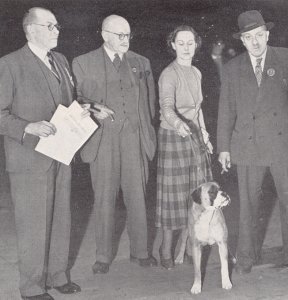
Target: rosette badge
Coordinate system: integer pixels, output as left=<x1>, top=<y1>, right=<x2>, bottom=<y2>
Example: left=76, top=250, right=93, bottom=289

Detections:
left=267, top=68, right=275, bottom=77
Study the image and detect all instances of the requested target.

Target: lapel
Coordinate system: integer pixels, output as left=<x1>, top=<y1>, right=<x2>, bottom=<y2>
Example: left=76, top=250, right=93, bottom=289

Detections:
left=52, top=52, right=73, bottom=106
left=239, top=52, right=259, bottom=112
left=254, top=46, right=282, bottom=116
left=22, top=44, right=58, bottom=109
left=86, top=47, right=107, bottom=103
left=126, top=52, right=140, bottom=105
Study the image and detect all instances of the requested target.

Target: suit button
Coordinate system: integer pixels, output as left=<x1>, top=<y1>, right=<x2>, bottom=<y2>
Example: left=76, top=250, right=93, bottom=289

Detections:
left=252, top=115, right=256, bottom=120
left=278, top=132, right=282, bottom=135
left=273, top=112, right=277, bottom=116
left=248, top=136, right=252, bottom=140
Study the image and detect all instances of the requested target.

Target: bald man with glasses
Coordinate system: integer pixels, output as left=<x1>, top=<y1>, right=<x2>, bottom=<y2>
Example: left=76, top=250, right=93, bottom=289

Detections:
left=0, top=7, right=81, bottom=299
left=73, top=14, right=157, bottom=274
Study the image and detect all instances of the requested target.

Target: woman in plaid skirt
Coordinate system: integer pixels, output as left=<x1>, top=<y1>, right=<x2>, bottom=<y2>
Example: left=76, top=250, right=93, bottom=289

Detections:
left=156, top=25, right=213, bottom=269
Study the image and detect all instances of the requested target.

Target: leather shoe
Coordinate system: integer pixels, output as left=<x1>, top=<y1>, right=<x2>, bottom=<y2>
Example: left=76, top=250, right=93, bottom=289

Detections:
left=235, top=264, right=252, bottom=275
left=54, top=282, right=81, bottom=294
left=92, top=261, right=110, bottom=274
left=21, top=293, right=54, bottom=300
left=130, top=255, right=158, bottom=267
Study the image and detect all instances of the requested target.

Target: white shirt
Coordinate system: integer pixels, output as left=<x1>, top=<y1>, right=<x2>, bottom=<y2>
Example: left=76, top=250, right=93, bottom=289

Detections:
left=28, top=42, right=51, bottom=70
left=103, top=45, right=123, bottom=61
left=249, top=48, right=267, bottom=72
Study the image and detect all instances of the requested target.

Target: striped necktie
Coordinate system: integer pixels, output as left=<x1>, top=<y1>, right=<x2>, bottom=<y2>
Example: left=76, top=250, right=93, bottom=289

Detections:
left=113, top=53, right=121, bottom=72
left=47, top=52, right=60, bottom=82
left=255, top=58, right=262, bottom=87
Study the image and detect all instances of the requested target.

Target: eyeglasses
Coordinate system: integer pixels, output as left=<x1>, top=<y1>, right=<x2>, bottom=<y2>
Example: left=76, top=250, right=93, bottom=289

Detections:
left=32, top=23, right=61, bottom=31
left=103, top=30, right=133, bottom=40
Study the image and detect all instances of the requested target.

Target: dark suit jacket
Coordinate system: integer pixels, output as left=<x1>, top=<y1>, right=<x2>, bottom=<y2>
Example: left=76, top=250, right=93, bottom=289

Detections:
left=72, top=46, right=156, bottom=162
left=0, top=44, right=74, bottom=172
left=217, top=46, right=288, bottom=165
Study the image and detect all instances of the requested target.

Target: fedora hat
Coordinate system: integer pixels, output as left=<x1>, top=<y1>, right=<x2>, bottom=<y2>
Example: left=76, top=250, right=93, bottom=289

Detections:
left=233, top=10, right=274, bottom=39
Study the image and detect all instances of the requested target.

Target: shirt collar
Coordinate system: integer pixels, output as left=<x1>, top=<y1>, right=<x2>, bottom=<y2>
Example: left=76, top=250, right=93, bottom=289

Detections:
left=249, top=48, right=267, bottom=71
left=103, top=45, right=123, bottom=61
left=28, top=42, right=49, bottom=62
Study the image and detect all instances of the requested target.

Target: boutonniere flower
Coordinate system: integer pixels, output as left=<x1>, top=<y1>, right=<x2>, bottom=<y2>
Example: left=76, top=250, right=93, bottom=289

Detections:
left=267, top=68, right=275, bottom=77
left=64, top=67, right=74, bottom=87
left=132, top=67, right=137, bottom=73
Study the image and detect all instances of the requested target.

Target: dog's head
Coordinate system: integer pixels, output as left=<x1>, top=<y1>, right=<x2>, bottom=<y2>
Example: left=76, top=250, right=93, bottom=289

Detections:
left=190, top=182, right=231, bottom=209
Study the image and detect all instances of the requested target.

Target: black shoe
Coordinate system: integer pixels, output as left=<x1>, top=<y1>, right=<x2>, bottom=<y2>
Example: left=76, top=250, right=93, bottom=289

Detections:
left=92, top=261, right=110, bottom=274
left=130, top=255, right=158, bottom=267
left=21, top=293, right=54, bottom=300
left=54, top=282, right=81, bottom=294
left=235, top=264, right=252, bottom=275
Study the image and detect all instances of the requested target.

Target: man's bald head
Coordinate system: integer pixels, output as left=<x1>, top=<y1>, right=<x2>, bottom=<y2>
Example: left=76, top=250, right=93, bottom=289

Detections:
left=102, top=15, right=129, bottom=32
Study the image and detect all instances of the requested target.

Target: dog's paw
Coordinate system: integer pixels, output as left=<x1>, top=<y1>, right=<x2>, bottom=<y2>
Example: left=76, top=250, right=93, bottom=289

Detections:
left=222, top=279, right=232, bottom=290
left=174, top=255, right=184, bottom=265
left=191, top=283, right=202, bottom=294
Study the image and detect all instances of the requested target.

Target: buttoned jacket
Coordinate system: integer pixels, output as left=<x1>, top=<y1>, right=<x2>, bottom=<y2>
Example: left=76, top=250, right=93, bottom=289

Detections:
left=217, top=46, right=288, bottom=165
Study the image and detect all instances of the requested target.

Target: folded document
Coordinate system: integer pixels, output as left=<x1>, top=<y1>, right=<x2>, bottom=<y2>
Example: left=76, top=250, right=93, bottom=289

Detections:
left=35, top=101, right=98, bottom=165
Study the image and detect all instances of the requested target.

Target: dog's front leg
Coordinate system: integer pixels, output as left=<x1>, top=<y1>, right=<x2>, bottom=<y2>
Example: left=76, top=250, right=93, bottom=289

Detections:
left=175, top=228, right=188, bottom=264
left=218, top=241, right=232, bottom=290
left=191, top=241, right=202, bottom=294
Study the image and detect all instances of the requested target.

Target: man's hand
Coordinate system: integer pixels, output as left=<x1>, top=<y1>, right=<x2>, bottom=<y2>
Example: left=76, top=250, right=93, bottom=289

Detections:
left=89, top=104, right=115, bottom=121
left=218, top=152, right=231, bottom=173
left=25, top=121, right=56, bottom=137
left=80, top=104, right=92, bottom=119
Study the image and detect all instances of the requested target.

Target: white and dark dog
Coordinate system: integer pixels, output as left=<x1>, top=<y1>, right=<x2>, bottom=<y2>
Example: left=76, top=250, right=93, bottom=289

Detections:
left=175, top=182, right=232, bottom=294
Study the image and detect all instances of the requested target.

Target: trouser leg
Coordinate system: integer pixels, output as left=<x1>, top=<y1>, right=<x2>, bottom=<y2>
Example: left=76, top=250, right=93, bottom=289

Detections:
left=47, top=163, right=71, bottom=286
left=270, top=163, right=288, bottom=264
left=10, top=165, right=55, bottom=297
left=90, top=127, right=120, bottom=264
left=120, top=121, right=148, bottom=259
left=236, top=165, right=266, bottom=267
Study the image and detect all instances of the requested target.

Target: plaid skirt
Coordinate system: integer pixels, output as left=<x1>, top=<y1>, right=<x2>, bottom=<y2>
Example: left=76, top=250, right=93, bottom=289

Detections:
left=155, top=127, right=213, bottom=230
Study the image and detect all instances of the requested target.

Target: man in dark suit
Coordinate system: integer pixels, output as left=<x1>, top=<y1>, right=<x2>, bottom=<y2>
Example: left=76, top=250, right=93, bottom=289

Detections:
left=72, top=14, right=157, bottom=274
left=217, top=10, right=288, bottom=274
left=0, top=7, right=81, bottom=299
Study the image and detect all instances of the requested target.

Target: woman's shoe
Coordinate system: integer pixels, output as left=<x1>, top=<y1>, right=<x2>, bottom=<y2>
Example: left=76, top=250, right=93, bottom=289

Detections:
left=159, top=247, right=174, bottom=270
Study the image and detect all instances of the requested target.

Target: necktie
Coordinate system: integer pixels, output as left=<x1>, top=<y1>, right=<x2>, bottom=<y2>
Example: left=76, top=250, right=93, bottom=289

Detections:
left=113, top=53, right=121, bottom=72
left=47, top=52, right=60, bottom=82
left=255, top=58, right=262, bottom=87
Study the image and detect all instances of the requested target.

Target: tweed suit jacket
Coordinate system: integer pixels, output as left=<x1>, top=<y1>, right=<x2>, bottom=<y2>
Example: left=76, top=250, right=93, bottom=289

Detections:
left=0, top=44, right=74, bottom=172
left=72, top=46, right=156, bottom=162
left=217, top=46, right=288, bottom=166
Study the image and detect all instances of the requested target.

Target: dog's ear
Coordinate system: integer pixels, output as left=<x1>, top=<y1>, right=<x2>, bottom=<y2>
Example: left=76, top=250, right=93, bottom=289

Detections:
left=191, top=187, right=202, bottom=205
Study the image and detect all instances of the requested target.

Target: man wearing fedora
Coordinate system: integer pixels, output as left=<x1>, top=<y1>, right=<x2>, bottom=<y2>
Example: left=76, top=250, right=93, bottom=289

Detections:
left=217, top=10, right=288, bottom=274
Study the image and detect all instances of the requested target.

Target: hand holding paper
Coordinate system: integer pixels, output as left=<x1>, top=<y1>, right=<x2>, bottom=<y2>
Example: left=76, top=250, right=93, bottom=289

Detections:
left=35, top=101, right=98, bottom=165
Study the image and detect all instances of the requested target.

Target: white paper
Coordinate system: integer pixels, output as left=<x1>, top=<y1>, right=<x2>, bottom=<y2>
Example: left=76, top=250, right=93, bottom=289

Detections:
left=35, top=101, right=98, bottom=165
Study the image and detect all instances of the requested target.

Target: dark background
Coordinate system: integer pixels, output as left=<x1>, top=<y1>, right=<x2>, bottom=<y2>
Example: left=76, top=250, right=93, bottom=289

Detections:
left=1, top=0, right=288, bottom=79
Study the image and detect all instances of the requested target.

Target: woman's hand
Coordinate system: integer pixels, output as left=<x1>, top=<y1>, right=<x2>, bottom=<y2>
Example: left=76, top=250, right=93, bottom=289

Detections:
left=206, top=141, right=213, bottom=154
left=176, top=121, right=191, bottom=138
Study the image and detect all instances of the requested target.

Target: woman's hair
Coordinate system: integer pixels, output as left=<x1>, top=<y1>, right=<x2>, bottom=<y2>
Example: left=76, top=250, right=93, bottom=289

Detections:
left=167, top=25, right=202, bottom=56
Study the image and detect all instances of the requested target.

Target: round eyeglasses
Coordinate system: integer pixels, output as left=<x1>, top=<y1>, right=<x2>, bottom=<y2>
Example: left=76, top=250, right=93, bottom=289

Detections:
left=31, top=23, right=61, bottom=31
left=103, top=30, right=133, bottom=40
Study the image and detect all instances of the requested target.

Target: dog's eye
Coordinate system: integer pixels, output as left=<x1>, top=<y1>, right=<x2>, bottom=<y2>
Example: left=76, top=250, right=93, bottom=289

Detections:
left=208, top=190, right=217, bottom=197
